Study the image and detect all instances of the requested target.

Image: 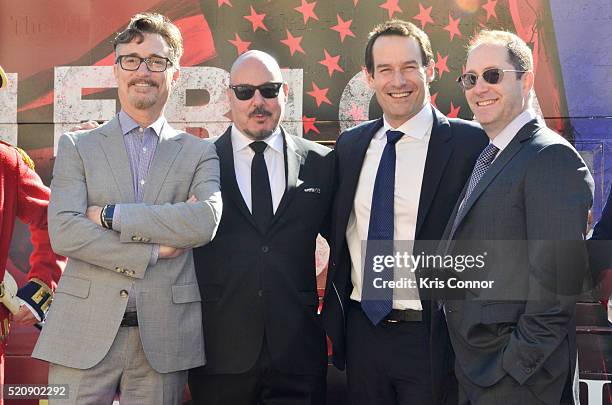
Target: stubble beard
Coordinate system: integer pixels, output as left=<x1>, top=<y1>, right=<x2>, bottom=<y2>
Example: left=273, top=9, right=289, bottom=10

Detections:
left=132, top=94, right=157, bottom=110
left=244, top=127, right=275, bottom=140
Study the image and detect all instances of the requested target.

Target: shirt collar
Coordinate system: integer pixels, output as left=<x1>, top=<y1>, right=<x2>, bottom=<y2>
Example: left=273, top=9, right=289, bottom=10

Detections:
left=231, top=125, right=284, bottom=154
left=491, top=109, right=537, bottom=152
left=118, top=110, right=166, bottom=137
left=379, top=103, right=433, bottom=141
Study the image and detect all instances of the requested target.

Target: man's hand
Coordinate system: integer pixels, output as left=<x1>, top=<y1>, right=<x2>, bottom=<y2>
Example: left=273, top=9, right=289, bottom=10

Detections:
left=86, top=206, right=103, bottom=226
left=69, top=120, right=100, bottom=132
left=12, top=305, right=38, bottom=326
left=159, top=245, right=189, bottom=259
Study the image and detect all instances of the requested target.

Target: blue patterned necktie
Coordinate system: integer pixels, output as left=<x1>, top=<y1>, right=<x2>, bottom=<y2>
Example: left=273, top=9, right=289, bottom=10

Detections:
left=361, top=130, right=404, bottom=325
left=451, top=143, right=499, bottom=236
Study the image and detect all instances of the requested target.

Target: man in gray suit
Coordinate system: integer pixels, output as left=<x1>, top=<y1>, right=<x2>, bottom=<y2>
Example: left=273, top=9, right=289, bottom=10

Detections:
left=443, top=30, right=593, bottom=405
left=33, top=13, right=222, bottom=404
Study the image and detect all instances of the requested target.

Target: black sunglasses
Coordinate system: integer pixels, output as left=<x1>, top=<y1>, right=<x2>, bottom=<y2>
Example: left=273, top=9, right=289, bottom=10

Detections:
left=229, top=82, right=283, bottom=101
left=457, top=68, right=529, bottom=90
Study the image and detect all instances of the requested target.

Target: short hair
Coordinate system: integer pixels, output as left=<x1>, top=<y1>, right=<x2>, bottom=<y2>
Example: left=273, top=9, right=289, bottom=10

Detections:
left=364, top=19, right=434, bottom=74
left=114, top=13, right=183, bottom=66
left=468, top=30, right=533, bottom=75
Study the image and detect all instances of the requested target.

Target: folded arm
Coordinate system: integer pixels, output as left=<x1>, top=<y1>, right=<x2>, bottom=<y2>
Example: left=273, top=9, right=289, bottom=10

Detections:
left=115, top=140, right=222, bottom=248
left=48, top=133, right=154, bottom=279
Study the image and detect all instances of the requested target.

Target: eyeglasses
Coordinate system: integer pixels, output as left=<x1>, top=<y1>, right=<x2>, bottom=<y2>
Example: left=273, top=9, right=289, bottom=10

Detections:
left=116, top=55, right=173, bottom=72
left=457, top=68, right=529, bottom=90
left=229, top=82, right=283, bottom=101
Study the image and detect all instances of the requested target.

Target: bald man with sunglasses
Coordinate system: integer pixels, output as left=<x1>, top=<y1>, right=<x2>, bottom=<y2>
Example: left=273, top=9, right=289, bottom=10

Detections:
left=188, top=50, right=334, bottom=405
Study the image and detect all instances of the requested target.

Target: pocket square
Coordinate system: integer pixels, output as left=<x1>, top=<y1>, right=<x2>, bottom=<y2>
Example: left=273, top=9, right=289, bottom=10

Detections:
left=303, top=187, right=321, bottom=194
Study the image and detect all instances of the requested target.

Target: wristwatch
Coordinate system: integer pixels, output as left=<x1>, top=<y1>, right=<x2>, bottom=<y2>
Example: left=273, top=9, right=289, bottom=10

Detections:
left=101, top=204, right=115, bottom=230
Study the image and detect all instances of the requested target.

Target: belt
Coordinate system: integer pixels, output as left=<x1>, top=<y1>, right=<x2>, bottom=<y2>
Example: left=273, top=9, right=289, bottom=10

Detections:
left=385, top=308, right=422, bottom=322
left=350, top=300, right=422, bottom=322
left=120, top=311, right=138, bottom=327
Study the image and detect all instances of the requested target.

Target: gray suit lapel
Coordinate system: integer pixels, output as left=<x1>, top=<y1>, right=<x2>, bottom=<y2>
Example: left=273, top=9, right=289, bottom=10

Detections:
left=99, top=116, right=136, bottom=203
left=143, top=123, right=182, bottom=204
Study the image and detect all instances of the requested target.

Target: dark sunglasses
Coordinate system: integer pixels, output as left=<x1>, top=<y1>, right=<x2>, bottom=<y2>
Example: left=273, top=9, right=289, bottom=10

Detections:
left=229, top=82, right=283, bottom=100
left=457, top=68, right=529, bottom=90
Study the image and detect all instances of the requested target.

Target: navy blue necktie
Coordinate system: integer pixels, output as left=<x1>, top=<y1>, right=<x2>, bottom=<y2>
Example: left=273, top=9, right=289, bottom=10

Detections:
left=361, top=130, right=404, bottom=325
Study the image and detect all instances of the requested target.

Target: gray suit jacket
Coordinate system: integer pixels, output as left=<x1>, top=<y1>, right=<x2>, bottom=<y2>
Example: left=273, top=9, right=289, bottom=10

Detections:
left=33, top=116, right=222, bottom=373
left=442, top=119, right=593, bottom=405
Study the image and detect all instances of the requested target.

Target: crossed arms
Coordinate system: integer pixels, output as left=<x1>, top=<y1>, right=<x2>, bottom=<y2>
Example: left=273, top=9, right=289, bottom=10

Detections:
left=48, top=132, right=222, bottom=279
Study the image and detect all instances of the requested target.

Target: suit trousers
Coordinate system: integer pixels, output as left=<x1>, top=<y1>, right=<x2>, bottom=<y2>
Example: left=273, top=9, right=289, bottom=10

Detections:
left=48, top=327, right=187, bottom=405
left=346, top=302, right=433, bottom=405
left=189, top=337, right=326, bottom=405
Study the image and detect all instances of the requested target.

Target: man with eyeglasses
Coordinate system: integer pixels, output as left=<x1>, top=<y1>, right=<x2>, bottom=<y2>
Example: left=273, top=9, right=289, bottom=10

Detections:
left=442, top=30, right=593, bottom=405
left=188, top=50, right=334, bottom=405
left=33, top=13, right=222, bottom=404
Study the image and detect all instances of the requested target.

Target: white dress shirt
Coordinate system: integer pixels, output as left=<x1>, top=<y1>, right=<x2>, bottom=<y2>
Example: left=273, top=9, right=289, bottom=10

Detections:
left=491, top=108, right=537, bottom=160
left=347, top=104, right=433, bottom=310
left=231, top=125, right=286, bottom=213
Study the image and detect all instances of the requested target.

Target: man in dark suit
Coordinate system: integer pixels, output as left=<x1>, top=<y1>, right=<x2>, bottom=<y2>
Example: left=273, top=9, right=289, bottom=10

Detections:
left=321, top=20, right=488, bottom=405
left=443, top=30, right=593, bottom=405
left=189, top=50, right=334, bottom=405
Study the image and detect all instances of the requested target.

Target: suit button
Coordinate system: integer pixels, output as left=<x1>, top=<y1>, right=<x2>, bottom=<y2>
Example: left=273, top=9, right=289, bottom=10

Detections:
left=131, top=236, right=139, bottom=241
left=261, top=246, right=269, bottom=253
left=115, top=267, right=124, bottom=273
left=258, top=290, right=263, bottom=297
left=120, top=290, right=129, bottom=298
left=125, top=270, right=135, bottom=276
left=142, top=237, right=150, bottom=243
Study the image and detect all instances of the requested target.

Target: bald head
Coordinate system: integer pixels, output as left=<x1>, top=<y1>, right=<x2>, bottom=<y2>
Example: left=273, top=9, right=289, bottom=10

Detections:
left=230, top=50, right=283, bottom=83
left=227, top=50, right=288, bottom=140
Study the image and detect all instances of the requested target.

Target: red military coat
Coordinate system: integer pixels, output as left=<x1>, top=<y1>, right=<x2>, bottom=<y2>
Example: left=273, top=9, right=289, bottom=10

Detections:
left=0, top=140, right=65, bottom=355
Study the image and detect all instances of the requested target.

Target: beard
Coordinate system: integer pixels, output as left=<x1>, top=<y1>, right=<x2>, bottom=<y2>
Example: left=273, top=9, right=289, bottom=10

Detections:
left=132, top=95, right=157, bottom=110
left=244, top=127, right=274, bottom=140
left=128, top=80, right=159, bottom=110
left=243, top=106, right=278, bottom=140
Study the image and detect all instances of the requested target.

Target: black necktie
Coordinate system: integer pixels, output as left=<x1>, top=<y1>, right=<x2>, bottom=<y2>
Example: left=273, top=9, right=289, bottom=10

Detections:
left=249, top=141, right=273, bottom=232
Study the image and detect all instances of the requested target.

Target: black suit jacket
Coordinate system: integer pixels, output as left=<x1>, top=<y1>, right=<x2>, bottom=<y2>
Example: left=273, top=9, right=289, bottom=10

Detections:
left=442, top=119, right=594, bottom=405
left=192, top=127, right=335, bottom=376
left=321, top=105, right=488, bottom=404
